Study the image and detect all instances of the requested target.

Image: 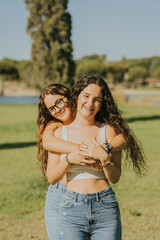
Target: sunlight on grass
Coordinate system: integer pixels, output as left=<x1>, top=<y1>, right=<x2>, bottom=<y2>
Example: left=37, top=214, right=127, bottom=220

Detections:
left=0, top=104, right=159, bottom=239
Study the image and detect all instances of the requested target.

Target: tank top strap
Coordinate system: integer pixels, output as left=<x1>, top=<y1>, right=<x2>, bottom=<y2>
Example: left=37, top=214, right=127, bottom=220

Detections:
left=62, top=125, right=68, bottom=141
left=98, top=123, right=106, bottom=145
left=61, top=125, right=68, bottom=160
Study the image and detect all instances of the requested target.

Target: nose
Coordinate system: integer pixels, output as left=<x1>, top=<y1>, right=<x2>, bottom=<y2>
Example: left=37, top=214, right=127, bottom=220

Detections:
left=87, top=97, right=94, bottom=106
left=55, top=106, right=62, bottom=115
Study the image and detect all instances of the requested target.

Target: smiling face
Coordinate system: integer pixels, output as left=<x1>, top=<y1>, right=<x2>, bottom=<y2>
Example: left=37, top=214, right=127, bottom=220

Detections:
left=77, top=84, right=102, bottom=120
left=44, top=94, right=72, bottom=124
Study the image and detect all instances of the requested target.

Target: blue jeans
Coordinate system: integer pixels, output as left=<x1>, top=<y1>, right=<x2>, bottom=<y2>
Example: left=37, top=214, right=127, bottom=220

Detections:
left=45, top=182, right=65, bottom=240
left=58, top=186, right=122, bottom=240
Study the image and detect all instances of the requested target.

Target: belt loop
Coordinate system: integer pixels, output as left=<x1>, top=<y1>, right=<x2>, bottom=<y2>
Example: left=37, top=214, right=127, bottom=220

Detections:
left=63, top=183, right=67, bottom=193
left=56, top=182, right=59, bottom=189
left=96, top=193, right=99, bottom=203
left=75, top=193, right=78, bottom=202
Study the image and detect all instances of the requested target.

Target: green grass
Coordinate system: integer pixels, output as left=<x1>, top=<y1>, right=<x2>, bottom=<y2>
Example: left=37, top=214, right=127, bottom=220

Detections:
left=0, top=104, right=160, bottom=240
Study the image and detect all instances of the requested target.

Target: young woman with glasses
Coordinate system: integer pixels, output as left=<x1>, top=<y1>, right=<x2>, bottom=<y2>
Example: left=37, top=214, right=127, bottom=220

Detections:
left=37, top=81, right=132, bottom=240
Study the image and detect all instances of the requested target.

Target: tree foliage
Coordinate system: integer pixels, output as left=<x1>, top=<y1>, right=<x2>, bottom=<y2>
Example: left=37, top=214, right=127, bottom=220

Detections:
left=128, top=66, right=148, bottom=82
left=25, top=0, right=75, bottom=88
left=75, top=54, right=107, bottom=79
left=107, top=62, right=128, bottom=84
left=0, top=59, right=19, bottom=80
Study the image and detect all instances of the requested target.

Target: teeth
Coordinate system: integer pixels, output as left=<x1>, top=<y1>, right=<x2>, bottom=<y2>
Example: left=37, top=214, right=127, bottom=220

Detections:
left=57, top=110, right=65, bottom=116
left=84, top=106, right=93, bottom=111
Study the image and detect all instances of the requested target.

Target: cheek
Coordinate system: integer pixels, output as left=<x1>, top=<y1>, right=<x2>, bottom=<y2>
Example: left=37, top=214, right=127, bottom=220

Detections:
left=95, top=101, right=101, bottom=108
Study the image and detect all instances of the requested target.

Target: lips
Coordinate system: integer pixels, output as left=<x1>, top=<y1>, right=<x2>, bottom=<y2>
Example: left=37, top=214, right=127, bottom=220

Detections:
left=83, top=106, right=94, bottom=111
left=57, top=109, right=65, bottom=117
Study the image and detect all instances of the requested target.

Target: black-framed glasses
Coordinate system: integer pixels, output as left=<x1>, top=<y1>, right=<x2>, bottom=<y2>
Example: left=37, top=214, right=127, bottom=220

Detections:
left=46, top=96, right=66, bottom=116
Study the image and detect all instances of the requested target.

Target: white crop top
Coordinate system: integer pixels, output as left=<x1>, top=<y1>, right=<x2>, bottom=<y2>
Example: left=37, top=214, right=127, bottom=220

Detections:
left=61, top=123, right=107, bottom=180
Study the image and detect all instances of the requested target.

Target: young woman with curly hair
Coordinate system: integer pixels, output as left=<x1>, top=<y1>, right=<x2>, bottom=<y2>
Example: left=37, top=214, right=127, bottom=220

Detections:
left=37, top=82, right=128, bottom=240
left=43, top=75, right=146, bottom=239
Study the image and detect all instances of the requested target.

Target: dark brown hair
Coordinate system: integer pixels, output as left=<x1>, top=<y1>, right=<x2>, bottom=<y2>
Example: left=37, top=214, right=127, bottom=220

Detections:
left=37, top=83, right=70, bottom=180
left=70, top=75, right=147, bottom=175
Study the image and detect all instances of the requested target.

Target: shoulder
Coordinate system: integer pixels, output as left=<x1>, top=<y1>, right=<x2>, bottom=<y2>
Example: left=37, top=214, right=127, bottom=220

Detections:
left=105, top=124, right=117, bottom=141
left=45, top=121, right=63, bottom=130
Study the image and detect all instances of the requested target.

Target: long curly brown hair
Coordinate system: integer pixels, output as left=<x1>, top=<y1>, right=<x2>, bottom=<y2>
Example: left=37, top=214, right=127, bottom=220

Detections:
left=37, top=83, right=70, bottom=181
left=70, top=75, right=147, bottom=176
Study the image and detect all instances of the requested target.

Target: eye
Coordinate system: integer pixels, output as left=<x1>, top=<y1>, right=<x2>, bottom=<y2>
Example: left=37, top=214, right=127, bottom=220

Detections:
left=49, top=105, right=55, bottom=111
left=56, top=99, right=62, bottom=104
left=83, top=95, right=89, bottom=98
left=94, top=98, right=101, bottom=103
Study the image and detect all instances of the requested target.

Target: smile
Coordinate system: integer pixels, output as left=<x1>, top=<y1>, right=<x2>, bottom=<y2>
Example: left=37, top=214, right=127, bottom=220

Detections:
left=57, top=109, right=65, bottom=116
left=83, top=106, right=94, bottom=111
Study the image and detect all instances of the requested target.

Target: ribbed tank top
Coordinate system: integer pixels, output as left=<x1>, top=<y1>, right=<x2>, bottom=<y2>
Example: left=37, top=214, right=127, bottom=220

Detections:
left=61, top=123, right=107, bottom=180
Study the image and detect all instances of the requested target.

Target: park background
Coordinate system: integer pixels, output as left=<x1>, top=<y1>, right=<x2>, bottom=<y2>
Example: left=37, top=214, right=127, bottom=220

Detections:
left=0, top=0, right=160, bottom=239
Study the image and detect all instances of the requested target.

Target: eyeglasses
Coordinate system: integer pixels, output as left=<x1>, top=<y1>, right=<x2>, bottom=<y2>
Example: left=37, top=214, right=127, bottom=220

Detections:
left=46, top=96, right=66, bottom=116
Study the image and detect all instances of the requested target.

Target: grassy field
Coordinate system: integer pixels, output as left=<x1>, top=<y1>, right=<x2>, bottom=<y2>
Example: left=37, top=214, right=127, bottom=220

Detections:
left=0, top=104, right=160, bottom=240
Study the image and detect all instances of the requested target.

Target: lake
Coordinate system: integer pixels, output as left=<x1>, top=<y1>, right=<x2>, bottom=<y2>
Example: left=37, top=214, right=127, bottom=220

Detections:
left=0, top=96, right=39, bottom=104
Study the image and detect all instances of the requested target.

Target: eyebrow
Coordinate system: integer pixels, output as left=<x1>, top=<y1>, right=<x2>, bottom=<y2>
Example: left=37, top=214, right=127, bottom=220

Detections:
left=83, top=92, right=102, bottom=100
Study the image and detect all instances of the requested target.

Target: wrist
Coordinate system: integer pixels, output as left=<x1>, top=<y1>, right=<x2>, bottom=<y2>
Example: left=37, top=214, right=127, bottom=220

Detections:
left=101, top=155, right=112, bottom=166
left=102, top=143, right=113, bottom=154
left=65, top=153, right=73, bottom=166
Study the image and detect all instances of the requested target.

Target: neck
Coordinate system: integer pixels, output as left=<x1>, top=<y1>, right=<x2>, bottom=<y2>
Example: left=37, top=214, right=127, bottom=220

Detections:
left=63, top=116, right=74, bottom=125
left=70, top=112, right=96, bottom=128
left=63, top=112, right=75, bottom=125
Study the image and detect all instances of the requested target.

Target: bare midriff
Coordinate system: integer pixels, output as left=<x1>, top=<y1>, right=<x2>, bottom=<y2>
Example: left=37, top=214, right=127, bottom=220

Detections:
left=64, top=178, right=110, bottom=194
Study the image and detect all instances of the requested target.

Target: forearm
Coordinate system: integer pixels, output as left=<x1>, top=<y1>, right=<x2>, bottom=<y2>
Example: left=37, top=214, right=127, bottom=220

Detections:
left=47, top=156, right=70, bottom=184
left=101, top=152, right=121, bottom=184
left=102, top=163, right=121, bottom=184
left=43, top=135, right=78, bottom=153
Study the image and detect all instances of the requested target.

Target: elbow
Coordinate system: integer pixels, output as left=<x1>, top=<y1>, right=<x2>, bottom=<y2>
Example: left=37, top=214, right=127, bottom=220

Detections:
left=46, top=173, right=56, bottom=185
left=109, top=175, right=121, bottom=184
left=47, top=177, right=57, bottom=185
left=43, top=141, right=49, bottom=150
left=42, top=138, right=51, bottom=151
left=47, top=174, right=61, bottom=185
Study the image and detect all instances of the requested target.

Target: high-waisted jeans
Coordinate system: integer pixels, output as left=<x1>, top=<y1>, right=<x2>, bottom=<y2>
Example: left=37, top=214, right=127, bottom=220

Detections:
left=45, top=182, right=65, bottom=240
left=58, top=186, right=122, bottom=240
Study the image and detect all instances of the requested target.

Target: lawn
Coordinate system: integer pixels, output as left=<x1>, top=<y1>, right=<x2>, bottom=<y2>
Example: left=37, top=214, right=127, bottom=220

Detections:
left=0, top=104, right=160, bottom=240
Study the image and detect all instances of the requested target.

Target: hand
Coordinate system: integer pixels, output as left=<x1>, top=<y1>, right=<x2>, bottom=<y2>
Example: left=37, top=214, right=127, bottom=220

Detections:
left=68, top=150, right=97, bottom=166
left=79, top=138, right=111, bottom=164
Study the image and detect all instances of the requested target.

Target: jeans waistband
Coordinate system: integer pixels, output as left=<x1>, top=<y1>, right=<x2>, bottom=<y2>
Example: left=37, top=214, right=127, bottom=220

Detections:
left=63, top=185, right=114, bottom=201
left=48, top=181, right=66, bottom=191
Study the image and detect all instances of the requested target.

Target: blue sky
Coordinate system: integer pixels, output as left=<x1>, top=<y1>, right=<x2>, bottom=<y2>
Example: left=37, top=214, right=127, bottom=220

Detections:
left=0, top=0, right=160, bottom=61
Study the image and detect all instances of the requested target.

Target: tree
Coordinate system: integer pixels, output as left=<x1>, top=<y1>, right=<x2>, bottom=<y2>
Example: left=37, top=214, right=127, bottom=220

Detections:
left=149, top=56, right=160, bottom=77
left=107, top=62, right=128, bottom=84
left=128, top=66, right=148, bottom=86
left=75, top=55, right=107, bottom=79
left=151, top=67, right=160, bottom=79
left=0, top=61, right=19, bottom=95
left=25, top=0, right=75, bottom=88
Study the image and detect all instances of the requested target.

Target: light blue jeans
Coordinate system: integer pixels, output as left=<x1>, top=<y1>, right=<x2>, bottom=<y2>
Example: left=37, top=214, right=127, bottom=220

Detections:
left=45, top=182, right=65, bottom=240
left=58, top=186, right=122, bottom=240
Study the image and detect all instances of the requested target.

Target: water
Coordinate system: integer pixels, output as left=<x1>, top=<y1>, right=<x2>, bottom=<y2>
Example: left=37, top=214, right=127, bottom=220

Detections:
left=0, top=96, right=39, bottom=104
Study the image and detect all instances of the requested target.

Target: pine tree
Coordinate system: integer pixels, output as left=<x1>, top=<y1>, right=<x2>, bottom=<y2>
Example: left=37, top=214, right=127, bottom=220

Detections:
left=25, top=0, right=75, bottom=88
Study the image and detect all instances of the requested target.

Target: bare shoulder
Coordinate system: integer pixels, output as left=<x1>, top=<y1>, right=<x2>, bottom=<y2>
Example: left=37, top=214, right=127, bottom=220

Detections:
left=45, top=121, right=63, bottom=129
left=105, top=124, right=117, bottom=142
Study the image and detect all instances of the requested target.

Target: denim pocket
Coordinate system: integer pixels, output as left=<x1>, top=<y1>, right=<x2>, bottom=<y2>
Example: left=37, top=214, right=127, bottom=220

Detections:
left=60, top=194, right=76, bottom=208
left=99, top=194, right=118, bottom=209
